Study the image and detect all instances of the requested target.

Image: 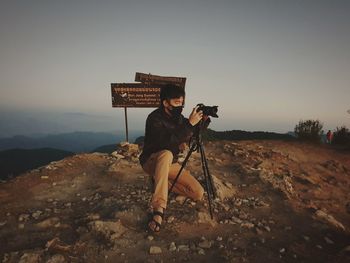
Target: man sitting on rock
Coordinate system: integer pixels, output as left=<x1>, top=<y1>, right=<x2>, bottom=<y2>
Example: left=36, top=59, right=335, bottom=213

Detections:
left=139, top=84, right=205, bottom=233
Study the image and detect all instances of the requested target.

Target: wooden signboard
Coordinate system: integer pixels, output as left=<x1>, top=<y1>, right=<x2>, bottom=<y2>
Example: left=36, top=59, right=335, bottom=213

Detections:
left=135, top=72, right=186, bottom=88
left=111, top=83, right=162, bottom=108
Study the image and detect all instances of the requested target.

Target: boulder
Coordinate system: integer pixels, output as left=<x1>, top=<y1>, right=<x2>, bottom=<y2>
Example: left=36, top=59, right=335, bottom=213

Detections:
left=19, top=253, right=41, bottom=263
left=314, top=210, right=346, bottom=232
left=211, top=174, right=236, bottom=200
left=88, top=219, right=128, bottom=243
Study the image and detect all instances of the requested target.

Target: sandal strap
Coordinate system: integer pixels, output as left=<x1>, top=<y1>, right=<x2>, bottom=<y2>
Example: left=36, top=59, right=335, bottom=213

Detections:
left=152, top=210, right=164, bottom=219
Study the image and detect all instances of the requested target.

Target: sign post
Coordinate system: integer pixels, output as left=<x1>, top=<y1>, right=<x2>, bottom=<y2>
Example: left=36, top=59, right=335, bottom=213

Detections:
left=111, top=72, right=186, bottom=142
left=124, top=107, right=128, bottom=142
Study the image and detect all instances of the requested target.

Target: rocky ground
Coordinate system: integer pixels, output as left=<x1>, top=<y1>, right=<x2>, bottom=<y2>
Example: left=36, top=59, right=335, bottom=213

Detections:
left=0, top=140, right=349, bottom=263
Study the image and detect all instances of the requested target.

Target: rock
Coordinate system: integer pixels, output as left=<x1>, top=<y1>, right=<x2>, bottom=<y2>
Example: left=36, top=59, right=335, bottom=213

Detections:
left=198, top=248, right=206, bottom=255
left=18, top=214, right=30, bottom=222
left=119, top=141, right=129, bottom=147
left=147, top=235, right=154, bottom=241
left=32, top=211, right=42, bottom=220
left=46, top=238, right=72, bottom=253
left=36, top=217, right=60, bottom=229
left=258, top=170, right=294, bottom=198
left=177, top=245, right=190, bottom=251
left=93, top=193, right=101, bottom=200
left=0, top=221, right=7, bottom=227
left=211, top=174, right=236, bottom=200
left=324, top=237, right=334, bottom=244
left=197, top=211, right=216, bottom=226
left=303, top=235, right=310, bottom=241
left=19, top=253, right=41, bottom=263
left=167, top=216, right=175, bottom=224
left=198, top=240, right=212, bottom=249
left=88, top=220, right=127, bottom=243
left=149, top=246, right=162, bottom=255
left=314, top=210, right=346, bottom=231
left=118, top=143, right=139, bottom=156
left=111, top=151, right=125, bottom=160
left=220, top=203, right=230, bottom=212
left=41, top=176, right=49, bottom=179
left=169, top=242, right=177, bottom=252
left=46, top=254, right=67, bottom=263
left=279, top=248, right=286, bottom=253
left=241, top=222, right=255, bottom=229
left=231, top=216, right=242, bottom=224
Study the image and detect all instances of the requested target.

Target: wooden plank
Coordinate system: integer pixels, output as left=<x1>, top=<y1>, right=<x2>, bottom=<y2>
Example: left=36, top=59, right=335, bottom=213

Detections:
left=135, top=72, right=186, bottom=88
left=111, top=83, right=162, bottom=108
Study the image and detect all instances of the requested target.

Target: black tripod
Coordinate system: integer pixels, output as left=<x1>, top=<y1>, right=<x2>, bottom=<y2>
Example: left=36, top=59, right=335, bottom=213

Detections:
left=168, top=120, right=217, bottom=219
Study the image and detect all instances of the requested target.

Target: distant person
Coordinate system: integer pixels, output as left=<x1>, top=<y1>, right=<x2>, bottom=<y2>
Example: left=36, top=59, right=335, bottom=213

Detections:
left=139, top=84, right=205, bottom=233
left=326, top=130, right=333, bottom=144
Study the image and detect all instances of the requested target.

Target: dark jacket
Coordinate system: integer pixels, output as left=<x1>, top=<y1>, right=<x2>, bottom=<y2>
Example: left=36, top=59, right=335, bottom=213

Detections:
left=139, top=107, right=195, bottom=166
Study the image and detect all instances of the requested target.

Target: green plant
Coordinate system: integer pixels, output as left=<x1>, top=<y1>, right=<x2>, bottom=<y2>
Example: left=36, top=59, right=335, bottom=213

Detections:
left=332, top=126, right=350, bottom=147
left=294, top=119, right=324, bottom=143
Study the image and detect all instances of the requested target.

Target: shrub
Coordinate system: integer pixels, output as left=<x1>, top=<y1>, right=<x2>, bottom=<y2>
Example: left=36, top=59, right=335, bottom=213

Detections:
left=332, top=126, right=350, bottom=147
left=294, top=119, right=324, bottom=143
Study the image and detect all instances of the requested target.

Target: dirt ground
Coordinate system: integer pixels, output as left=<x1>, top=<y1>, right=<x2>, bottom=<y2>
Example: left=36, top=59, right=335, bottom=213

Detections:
left=0, top=140, right=349, bottom=263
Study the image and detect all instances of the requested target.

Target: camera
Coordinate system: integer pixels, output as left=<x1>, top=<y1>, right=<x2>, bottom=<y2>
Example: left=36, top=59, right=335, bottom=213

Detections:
left=196, top=103, right=219, bottom=118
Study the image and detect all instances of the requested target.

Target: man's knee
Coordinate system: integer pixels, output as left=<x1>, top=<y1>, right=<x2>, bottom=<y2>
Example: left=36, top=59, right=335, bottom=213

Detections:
left=156, top=150, right=173, bottom=164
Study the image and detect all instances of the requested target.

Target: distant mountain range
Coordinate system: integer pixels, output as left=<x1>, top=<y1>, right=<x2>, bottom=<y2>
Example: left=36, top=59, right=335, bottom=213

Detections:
left=0, top=131, right=143, bottom=153
left=0, top=131, right=142, bottom=180
left=0, top=129, right=295, bottom=181
left=0, top=148, right=74, bottom=180
left=203, top=129, right=296, bottom=141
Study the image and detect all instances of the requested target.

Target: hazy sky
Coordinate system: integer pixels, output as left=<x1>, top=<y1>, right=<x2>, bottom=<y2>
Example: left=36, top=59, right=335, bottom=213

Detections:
left=0, top=0, right=349, bottom=136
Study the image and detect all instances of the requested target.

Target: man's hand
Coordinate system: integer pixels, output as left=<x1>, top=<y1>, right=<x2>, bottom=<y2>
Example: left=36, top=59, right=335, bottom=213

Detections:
left=189, top=105, right=203, bottom=126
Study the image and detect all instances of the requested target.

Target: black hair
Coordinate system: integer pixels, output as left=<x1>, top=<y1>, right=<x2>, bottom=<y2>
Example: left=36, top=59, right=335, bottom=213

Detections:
left=160, top=84, right=185, bottom=105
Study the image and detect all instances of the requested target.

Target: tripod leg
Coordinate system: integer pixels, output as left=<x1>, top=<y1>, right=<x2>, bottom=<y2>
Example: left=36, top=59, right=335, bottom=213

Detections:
left=168, top=143, right=196, bottom=194
left=201, top=144, right=217, bottom=199
left=199, top=144, right=214, bottom=219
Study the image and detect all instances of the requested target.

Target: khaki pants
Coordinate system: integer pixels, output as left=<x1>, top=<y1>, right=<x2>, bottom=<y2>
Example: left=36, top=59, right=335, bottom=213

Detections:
left=142, top=149, right=204, bottom=210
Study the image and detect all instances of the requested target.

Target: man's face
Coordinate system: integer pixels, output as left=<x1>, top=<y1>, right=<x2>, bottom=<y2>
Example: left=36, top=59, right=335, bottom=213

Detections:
left=163, top=96, right=184, bottom=115
left=163, top=96, right=184, bottom=108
